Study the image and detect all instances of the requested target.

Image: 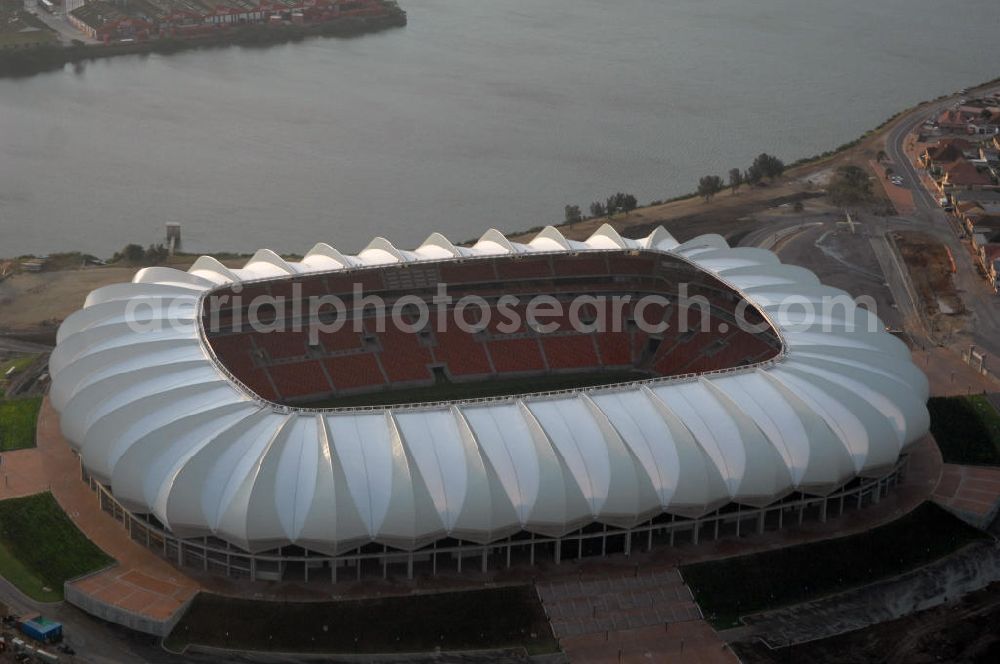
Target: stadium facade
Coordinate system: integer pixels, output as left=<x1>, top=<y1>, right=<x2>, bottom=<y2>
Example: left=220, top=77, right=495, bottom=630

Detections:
left=49, top=225, right=930, bottom=581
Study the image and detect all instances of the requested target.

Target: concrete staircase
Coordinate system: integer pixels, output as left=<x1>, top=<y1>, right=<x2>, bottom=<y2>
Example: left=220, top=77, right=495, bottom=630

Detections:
left=537, top=568, right=738, bottom=663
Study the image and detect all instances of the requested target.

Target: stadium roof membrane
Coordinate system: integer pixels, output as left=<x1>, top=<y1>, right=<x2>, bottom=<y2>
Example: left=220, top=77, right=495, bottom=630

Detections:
left=49, top=225, right=930, bottom=555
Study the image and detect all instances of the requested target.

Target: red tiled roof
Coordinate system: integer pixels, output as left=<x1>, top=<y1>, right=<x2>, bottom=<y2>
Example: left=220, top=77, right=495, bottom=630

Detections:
left=943, top=160, right=994, bottom=187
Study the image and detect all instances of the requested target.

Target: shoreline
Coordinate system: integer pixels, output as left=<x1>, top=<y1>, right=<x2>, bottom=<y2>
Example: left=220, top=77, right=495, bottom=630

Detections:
left=0, top=10, right=407, bottom=79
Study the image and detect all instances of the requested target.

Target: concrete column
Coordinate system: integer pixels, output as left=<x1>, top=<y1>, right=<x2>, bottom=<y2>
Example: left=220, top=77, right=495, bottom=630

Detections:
left=555, top=540, right=561, bottom=565
left=756, top=511, right=765, bottom=534
left=691, top=521, right=699, bottom=545
left=481, top=548, right=488, bottom=574
left=407, top=553, right=413, bottom=580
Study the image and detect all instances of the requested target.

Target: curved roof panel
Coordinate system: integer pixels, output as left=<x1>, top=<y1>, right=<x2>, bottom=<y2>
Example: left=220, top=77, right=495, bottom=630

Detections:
left=49, top=226, right=930, bottom=552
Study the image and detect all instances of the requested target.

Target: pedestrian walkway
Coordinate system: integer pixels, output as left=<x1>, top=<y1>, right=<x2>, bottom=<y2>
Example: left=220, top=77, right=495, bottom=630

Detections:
left=34, top=398, right=201, bottom=635
left=870, top=160, right=916, bottom=216
left=0, top=447, right=48, bottom=500
left=933, top=464, right=1000, bottom=528
left=912, top=347, right=1000, bottom=397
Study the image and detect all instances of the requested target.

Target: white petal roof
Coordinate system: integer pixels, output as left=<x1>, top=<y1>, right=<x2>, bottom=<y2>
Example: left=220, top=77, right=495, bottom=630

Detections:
left=49, top=225, right=930, bottom=554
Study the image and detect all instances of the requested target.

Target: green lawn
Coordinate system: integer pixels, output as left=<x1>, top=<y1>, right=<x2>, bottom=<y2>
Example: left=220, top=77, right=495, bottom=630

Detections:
left=0, top=493, right=113, bottom=601
left=0, top=540, right=61, bottom=602
left=0, top=397, right=42, bottom=451
left=927, top=395, right=1000, bottom=465
left=166, top=586, right=558, bottom=655
left=682, top=502, right=986, bottom=628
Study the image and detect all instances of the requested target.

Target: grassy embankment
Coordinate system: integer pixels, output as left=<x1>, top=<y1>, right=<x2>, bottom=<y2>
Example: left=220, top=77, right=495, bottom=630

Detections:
left=0, top=395, right=41, bottom=452
left=166, top=585, right=557, bottom=655
left=682, top=502, right=987, bottom=629
left=0, top=493, right=113, bottom=601
left=927, top=395, right=1000, bottom=466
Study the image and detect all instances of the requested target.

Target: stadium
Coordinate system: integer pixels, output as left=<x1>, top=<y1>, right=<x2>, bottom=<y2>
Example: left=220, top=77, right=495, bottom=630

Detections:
left=48, top=224, right=930, bottom=583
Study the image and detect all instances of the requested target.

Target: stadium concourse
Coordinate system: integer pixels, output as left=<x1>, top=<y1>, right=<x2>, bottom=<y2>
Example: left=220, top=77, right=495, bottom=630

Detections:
left=47, top=224, right=931, bottom=589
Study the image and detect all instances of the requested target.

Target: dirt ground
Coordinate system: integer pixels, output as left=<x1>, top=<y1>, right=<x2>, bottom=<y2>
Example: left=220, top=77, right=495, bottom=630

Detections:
left=733, top=582, right=1000, bottom=664
left=893, top=230, right=967, bottom=340
left=0, top=267, right=139, bottom=335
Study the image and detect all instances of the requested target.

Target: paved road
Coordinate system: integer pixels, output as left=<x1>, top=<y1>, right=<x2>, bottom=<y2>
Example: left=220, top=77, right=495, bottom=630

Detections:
left=884, top=85, right=1000, bottom=359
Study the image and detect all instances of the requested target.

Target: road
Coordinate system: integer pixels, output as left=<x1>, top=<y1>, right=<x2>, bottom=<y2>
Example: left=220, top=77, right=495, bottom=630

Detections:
left=883, top=84, right=1000, bottom=359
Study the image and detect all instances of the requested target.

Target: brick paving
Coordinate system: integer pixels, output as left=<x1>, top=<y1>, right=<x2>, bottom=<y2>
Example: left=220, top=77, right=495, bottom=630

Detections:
left=912, top=347, right=1000, bottom=397
left=558, top=616, right=737, bottom=663
left=933, top=464, right=1000, bottom=526
left=33, top=397, right=201, bottom=629
left=0, top=445, right=48, bottom=500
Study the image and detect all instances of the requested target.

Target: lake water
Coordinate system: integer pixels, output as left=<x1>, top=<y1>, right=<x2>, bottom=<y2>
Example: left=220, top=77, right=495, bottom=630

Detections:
left=1, top=0, right=998, bottom=257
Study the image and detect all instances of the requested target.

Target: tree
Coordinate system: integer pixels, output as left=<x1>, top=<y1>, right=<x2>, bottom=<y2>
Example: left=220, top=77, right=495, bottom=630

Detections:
left=728, top=168, right=742, bottom=194
left=114, top=244, right=145, bottom=265
left=589, top=201, right=606, bottom=218
left=827, top=165, right=873, bottom=208
left=697, top=175, right=724, bottom=202
left=564, top=204, right=582, bottom=225
left=620, top=193, right=638, bottom=213
left=603, top=192, right=639, bottom=217
left=876, top=150, right=888, bottom=163
left=750, top=153, right=785, bottom=180
left=145, top=244, right=168, bottom=265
